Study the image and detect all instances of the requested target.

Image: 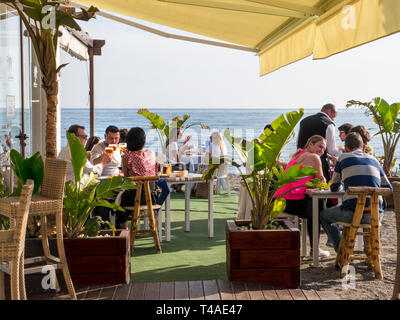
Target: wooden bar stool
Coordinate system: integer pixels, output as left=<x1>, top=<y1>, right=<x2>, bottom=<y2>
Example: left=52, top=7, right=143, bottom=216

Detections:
left=0, top=158, right=76, bottom=299
left=335, top=186, right=391, bottom=279
left=125, top=176, right=162, bottom=254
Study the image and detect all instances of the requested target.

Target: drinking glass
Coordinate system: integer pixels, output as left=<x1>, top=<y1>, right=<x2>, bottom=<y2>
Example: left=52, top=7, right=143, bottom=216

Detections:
left=104, top=146, right=114, bottom=155
left=109, top=144, right=118, bottom=152
left=118, top=143, right=127, bottom=152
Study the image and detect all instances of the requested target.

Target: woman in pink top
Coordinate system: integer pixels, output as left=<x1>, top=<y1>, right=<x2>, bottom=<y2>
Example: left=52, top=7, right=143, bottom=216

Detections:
left=120, top=127, right=170, bottom=225
left=275, top=135, right=329, bottom=257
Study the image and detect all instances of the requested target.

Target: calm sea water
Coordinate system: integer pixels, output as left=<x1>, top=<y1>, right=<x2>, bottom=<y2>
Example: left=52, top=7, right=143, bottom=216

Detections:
left=60, top=108, right=393, bottom=173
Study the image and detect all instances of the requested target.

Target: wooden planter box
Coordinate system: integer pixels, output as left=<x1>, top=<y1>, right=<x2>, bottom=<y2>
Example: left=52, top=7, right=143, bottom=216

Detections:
left=25, top=229, right=130, bottom=286
left=226, top=219, right=300, bottom=288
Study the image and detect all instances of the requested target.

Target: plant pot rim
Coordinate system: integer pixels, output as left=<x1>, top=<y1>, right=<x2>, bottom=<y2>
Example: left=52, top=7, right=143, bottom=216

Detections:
left=229, top=219, right=299, bottom=232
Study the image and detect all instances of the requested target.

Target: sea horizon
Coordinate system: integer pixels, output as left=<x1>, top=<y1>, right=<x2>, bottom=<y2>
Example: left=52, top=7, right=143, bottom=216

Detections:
left=60, top=106, right=349, bottom=110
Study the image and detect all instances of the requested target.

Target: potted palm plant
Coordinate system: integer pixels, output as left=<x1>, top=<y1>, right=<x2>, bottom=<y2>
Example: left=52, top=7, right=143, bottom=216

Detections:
left=346, top=98, right=400, bottom=208
left=202, top=109, right=324, bottom=288
left=346, top=97, right=400, bottom=177
left=59, top=132, right=136, bottom=285
left=137, top=108, right=210, bottom=156
left=22, top=133, right=137, bottom=286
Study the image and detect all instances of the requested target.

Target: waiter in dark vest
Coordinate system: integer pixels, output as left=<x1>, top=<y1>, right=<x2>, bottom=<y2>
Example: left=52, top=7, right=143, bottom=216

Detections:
left=297, top=104, right=342, bottom=182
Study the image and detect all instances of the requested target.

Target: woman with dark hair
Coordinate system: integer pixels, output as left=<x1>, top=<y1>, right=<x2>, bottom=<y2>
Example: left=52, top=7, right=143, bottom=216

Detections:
left=120, top=128, right=170, bottom=220
left=85, top=136, right=101, bottom=151
left=350, top=125, right=374, bottom=155
left=119, top=128, right=128, bottom=143
left=338, top=123, right=354, bottom=142
left=85, top=136, right=101, bottom=160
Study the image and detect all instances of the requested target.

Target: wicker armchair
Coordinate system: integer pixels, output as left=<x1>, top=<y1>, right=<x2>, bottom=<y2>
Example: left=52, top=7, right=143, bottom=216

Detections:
left=0, top=158, right=76, bottom=299
left=0, top=180, right=34, bottom=300
left=392, top=182, right=400, bottom=300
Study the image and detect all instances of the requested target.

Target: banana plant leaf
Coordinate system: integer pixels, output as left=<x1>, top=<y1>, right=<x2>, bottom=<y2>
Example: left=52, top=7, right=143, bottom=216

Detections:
left=202, top=108, right=318, bottom=229
left=10, top=149, right=44, bottom=195
left=374, top=97, right=400, bottom=133
left=269, top=197, right=286, bottom=221
left=67, top=132, right=87, bottom=183
left=259, top=109, right=304, bottom=167
left=272, top=164, right=316, bottom=189
left=138, top=108, right=166, bottom=132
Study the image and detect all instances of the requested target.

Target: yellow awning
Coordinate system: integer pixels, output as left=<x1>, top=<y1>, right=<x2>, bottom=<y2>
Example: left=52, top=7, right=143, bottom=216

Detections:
left=314, top=0, right=400, bottom=59
left=73, top=0, right=400, bottom=75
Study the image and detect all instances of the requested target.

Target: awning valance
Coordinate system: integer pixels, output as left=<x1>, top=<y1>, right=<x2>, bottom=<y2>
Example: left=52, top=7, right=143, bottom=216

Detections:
left=59, top=26, right=90, bottom=61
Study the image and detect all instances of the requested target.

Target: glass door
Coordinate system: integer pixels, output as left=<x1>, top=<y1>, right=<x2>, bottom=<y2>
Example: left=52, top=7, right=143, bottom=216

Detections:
left=0, top=4, right=32, bottom=163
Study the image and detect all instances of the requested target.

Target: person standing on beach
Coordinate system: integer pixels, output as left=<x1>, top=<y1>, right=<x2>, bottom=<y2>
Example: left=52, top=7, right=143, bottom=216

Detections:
left=297, top=103, right=342, bottom=182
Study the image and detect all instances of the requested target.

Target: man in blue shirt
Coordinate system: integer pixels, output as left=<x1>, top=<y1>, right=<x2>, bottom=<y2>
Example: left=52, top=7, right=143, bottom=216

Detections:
left=320, top=132, right=392, bottom=252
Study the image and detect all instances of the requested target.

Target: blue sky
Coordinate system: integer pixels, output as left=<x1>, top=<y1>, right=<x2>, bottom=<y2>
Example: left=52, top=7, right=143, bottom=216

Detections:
left=60, top=13, right=400, bottom=109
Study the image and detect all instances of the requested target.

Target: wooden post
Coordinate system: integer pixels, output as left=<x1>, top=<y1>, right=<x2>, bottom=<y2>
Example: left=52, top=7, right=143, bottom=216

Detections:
left=88, top=40, right=105, bottom=138
left=89, top=47, right=94, bottom=137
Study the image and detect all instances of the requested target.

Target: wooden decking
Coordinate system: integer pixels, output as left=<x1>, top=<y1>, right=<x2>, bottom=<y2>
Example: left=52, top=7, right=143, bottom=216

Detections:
left=26, top=280, right=339, bottom=300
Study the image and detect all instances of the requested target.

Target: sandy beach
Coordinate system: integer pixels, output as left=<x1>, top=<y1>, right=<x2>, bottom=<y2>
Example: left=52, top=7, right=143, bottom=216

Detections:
left=228, top=173, right=398, bottom=300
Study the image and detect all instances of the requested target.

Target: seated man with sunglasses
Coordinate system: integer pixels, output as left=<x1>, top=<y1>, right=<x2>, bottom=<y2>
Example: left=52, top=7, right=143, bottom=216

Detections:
left=58, top=124, right=111, bottom=183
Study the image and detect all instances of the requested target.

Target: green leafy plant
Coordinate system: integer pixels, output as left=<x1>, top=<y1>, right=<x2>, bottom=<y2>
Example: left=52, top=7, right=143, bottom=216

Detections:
left=9, top=150, right=44, bottom=236
left=0, top=0, right=98, bottom=158
left=10, top=150, right=44, bottom=195
left=203, top=109, right=325, bottom=230
left=346, top=97, right=400, bottom=176
left=137, top=108, right=210, bottom=153
left=63, top=132, right=137, bottom=238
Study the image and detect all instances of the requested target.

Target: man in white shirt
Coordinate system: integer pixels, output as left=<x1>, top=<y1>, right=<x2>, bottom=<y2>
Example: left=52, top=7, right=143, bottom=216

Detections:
left=297, top=103, right=343, bottom=182
left=58, top=125, right=111, bottom=182
left=90, top=125, right=122, bottom=177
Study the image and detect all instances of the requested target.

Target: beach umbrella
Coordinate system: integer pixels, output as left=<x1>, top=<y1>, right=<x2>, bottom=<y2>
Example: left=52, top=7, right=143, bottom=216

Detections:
left=70, top=0, right=400, bottom=76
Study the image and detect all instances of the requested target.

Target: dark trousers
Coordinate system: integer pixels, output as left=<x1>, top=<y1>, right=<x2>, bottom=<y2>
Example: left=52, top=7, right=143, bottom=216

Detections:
left=119, top=179, right=170, bottom=221
left=92, top=198, right=127, bottom=229
left=284, top=196, right=325, bottom=246
left=156, top=178, right=170, bottom=205
left=94, top=180, right=170, bottom=229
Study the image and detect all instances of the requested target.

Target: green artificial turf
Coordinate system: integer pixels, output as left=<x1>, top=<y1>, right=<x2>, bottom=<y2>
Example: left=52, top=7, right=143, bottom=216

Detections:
left=130, top=189, right=238, bottom=282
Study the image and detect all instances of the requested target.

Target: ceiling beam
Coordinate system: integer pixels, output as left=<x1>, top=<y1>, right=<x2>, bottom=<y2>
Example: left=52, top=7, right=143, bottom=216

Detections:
left=247, top=0, right=324, bottom=16
left=157, top=0, right=313, bottom=18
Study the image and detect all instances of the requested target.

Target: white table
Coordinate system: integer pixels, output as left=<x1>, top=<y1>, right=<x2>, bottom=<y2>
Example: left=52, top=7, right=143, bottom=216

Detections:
left=180, top=153, right=206, bottom=173
left=310, top=190, right=345, bottom=267
left=163, top=173, right=214, bottom=241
